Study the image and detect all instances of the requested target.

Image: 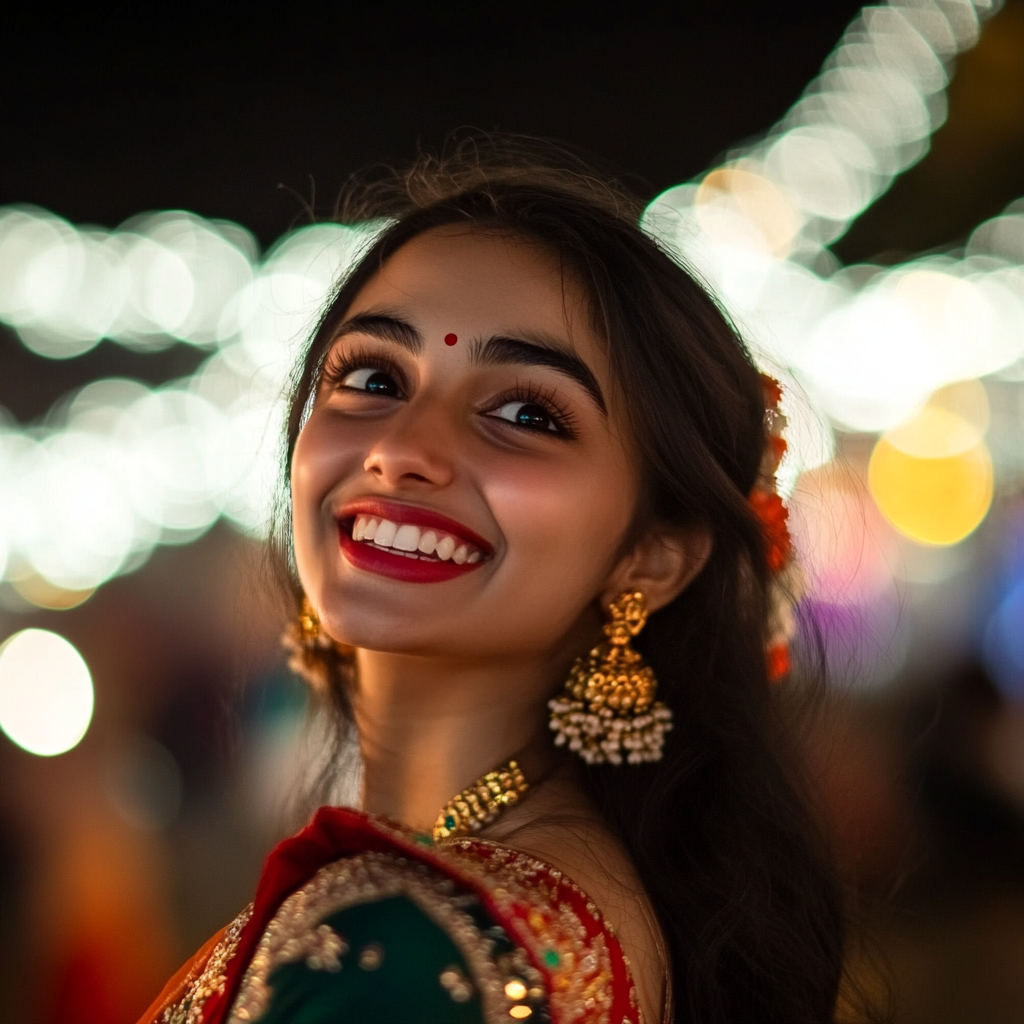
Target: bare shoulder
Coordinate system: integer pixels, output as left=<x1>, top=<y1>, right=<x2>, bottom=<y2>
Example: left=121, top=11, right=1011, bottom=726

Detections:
left=483, top=781, right=667, bottom=1023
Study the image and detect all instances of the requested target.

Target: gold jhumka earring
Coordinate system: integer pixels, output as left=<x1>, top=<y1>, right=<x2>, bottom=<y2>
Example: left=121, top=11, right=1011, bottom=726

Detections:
left=281, top=595, right=349, bottom=689
left=548, top=589, right=672, bottom=765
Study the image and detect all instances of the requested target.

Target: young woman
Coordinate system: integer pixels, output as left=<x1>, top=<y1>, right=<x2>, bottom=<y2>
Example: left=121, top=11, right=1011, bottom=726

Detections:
left=141, top=141, right=844, bottom=1024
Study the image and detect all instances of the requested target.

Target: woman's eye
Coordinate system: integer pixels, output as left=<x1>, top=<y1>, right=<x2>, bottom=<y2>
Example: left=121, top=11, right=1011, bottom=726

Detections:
left=490, top=401, right=558, bottom=432
left=341, top=367, right=401, bottom=397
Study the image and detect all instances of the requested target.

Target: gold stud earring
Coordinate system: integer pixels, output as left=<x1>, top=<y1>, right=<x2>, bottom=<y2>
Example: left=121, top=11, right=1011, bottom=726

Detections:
left=296, top=596, right=320, bottom=642
left=548, top=590, right=672, bottom=765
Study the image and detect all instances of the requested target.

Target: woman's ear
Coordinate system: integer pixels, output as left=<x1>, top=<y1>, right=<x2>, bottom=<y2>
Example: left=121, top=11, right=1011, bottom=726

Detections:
left=601, top=525, right=713, bottom=614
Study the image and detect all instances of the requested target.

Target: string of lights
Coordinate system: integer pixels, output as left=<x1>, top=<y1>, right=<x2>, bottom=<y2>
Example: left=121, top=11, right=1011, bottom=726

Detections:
left=0, top=0, right=1020, bottom=613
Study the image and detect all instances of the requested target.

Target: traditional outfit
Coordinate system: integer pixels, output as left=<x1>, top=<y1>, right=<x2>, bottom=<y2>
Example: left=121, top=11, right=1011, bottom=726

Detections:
left=140, top=807, right=644, bottom=1024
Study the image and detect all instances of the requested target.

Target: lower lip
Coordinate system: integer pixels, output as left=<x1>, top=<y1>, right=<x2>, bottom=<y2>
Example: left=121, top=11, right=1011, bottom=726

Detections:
left=339, top=527, right=487, bottom=583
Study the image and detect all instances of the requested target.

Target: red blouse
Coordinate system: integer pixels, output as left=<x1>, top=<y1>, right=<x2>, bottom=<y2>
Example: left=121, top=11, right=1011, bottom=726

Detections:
left=140, top=806, right=645, bottom=1024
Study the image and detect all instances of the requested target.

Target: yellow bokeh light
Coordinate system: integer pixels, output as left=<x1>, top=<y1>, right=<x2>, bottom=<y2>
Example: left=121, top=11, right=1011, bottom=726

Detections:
left=505, top=980, right=528, bottom=1001
left=868, top=422, right=993, bottom=547
left=508, top=1006, right=533, bottom=1020
left=927, top=378, right=990, bottom=436
left=883, top=405, right=983, bottom=460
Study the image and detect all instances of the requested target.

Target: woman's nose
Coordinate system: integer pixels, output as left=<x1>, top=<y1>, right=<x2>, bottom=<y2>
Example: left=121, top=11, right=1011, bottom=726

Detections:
left=362, top=401, right=457, bottom=489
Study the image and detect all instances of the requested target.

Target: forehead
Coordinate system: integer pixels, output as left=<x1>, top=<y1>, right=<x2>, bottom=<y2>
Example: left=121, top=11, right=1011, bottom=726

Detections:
left=349, top=225, right=596, bottom=342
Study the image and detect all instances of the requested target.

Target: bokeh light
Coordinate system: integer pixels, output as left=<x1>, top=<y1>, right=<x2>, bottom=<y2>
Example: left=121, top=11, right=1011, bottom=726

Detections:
left=0, top=219, right=385, bottom=594
left=984, top=583, right=1024, bottom=699
left=641, top=0, right=1019, bottom=449
left=981, top=515, right=1024, bottom=701
left=789, top=465, right=899, bottom=607
left=645, top=0, right=998, bottom=257
left=868, top=398, right=994, bottom=546
left=0, top=628, right=94, bottom=755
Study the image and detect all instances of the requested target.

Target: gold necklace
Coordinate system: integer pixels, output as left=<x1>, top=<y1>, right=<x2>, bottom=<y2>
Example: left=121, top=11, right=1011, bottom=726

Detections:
left=433, top=760, right=529, bottom=841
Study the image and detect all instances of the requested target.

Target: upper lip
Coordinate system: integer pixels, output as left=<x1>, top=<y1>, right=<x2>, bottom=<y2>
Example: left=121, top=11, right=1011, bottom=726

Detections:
left=336, top=498, right=495, bottom=556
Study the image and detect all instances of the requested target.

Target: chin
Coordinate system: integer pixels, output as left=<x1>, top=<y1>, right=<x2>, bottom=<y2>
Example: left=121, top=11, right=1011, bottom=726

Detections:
left=315, top=589, right=443, bottom=654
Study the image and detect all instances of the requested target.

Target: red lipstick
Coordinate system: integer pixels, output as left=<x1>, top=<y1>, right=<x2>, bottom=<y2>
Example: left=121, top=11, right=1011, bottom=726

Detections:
left=337, top=499, right=493, bottom=584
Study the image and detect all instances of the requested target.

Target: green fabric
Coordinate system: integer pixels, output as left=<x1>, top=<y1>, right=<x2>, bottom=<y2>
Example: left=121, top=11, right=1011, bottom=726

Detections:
left=258, top=895, right=486, bottom=1024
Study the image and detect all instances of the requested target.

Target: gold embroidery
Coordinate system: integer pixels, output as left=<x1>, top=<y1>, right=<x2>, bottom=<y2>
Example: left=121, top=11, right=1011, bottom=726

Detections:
left=439, top=840, right=620, bottom=1024
left=357, top=942, right=383, bottom=971
left=227, top=852, right=548, bottom=1024
left=440, top=964, right=474, bottom=1002
left=162, top=905, right=253, bottom=1024
left=301, top=923, right=348, bottom=972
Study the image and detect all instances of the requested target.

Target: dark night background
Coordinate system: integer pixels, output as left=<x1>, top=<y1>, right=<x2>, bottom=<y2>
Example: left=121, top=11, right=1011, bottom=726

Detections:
left=2, top=1, right=894, bottom=250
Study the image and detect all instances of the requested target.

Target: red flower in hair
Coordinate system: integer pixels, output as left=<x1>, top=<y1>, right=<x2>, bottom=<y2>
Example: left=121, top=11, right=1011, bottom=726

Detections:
left=749, top=488, right=792, bottom=572
left=767, top=642, right=791, bottom=682
left=761, top=374, right=783, bottom=408
left=754, top=375, right=798, bottom=684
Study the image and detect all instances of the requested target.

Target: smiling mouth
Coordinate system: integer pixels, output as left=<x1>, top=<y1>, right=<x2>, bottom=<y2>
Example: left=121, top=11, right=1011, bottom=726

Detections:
left=348, top=515, right=485, bottom=565
left=336, top=501, right=492, bottom=583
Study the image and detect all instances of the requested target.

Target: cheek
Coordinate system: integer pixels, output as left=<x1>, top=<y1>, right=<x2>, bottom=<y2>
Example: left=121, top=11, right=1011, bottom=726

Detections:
left=483, top=449, right=636, bottom=584
left=290, top=418, right=362, bottom=561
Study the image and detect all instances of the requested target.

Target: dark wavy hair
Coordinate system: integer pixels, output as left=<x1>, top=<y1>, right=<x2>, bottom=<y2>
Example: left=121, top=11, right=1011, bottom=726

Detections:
left=273, top=137, right=846, bottom=1024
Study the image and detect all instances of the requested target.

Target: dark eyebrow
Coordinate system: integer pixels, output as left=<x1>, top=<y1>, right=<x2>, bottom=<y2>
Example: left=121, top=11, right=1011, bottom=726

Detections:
left=470, top=335, right=606, bottom=413
left=332, top=312, right=423, bottom=353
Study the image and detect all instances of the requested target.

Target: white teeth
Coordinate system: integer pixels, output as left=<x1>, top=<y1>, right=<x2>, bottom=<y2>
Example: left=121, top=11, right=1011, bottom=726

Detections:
left=374, top=519, right=398, bottom=547
left=350, top=514, right=484, bottom=564
left=392, top=524, right=421, bottom=551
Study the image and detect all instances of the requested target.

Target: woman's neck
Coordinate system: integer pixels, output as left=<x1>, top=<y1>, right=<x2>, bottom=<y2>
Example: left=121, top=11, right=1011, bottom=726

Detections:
left=352, top=648, right=562, bottom=833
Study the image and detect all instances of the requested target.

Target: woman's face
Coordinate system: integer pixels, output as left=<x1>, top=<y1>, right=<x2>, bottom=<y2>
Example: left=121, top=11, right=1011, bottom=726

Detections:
left=291, top=225, right=640, bottom=664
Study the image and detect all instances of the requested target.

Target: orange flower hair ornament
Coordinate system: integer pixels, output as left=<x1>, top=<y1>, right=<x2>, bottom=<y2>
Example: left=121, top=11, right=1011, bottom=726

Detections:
left=750, top=375, right=802, bottom=682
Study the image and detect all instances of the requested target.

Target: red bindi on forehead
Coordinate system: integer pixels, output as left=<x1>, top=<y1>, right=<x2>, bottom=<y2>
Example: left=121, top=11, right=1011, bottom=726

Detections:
left=444, top=333, right=458, bottom=346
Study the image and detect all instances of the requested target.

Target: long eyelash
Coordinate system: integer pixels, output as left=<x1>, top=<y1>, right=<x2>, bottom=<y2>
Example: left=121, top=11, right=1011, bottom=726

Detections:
left=319, top=345, right=405, bottom=392
left=318, top=353, right=577, bottom=437
left=491, top=379, right=580, bottom=439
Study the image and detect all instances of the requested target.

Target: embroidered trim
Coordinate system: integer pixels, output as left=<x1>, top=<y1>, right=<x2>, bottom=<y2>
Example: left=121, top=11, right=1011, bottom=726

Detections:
left=226, top=851, right=548, bottom=1024
left=162, top=905, right=253, bottom=1024
left=440, top=840, right=623, bottom=1024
